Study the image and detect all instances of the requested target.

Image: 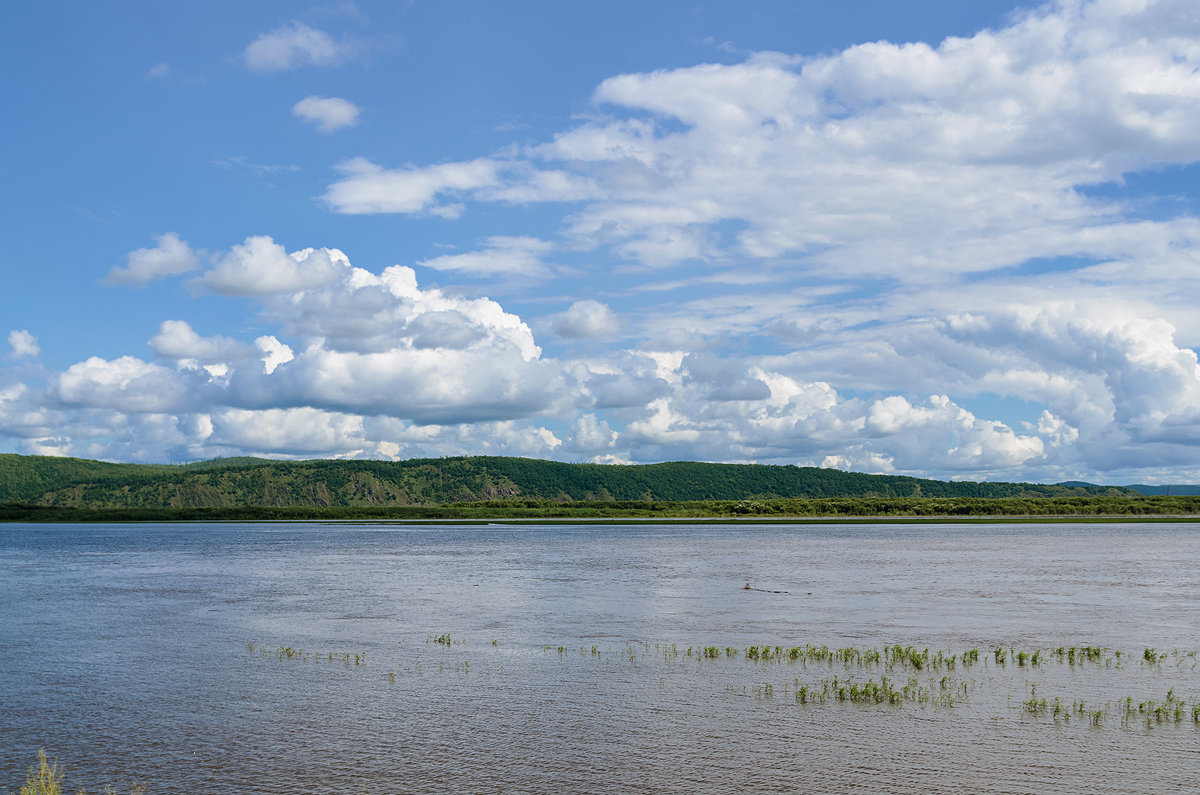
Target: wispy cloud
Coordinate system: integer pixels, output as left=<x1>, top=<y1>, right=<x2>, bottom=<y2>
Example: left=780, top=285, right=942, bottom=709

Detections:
left=211, top=155, right=300, bottom=176
left=243, top=22, right=346, bottom=72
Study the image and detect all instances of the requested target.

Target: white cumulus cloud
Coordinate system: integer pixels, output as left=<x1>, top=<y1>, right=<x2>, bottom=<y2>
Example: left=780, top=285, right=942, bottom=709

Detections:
left=8, top=330, right=39, bottom=358
left=323, top=157, right=500, bottom=215
left=318, top=0, right=1200, bottom=287
left=210, top=407, right=364, bottom=455
left=196, top=236, right=345, bottom=296
left=553, top=300, right=622, bottom=338
left=54, top=356, right=199, bottom=414
left=292, top=95, right=360, bottom=133
left=255, top=336, right=294, bottom=375
left=244, top=22, right=344, bottom=72
left=149, top=320, right=254, bottom=363
left=104, top=233, right=199, bottom=286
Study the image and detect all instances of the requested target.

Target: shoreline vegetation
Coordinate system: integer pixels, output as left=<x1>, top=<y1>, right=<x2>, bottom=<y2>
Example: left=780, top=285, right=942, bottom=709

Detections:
left=2, top=452, right=1198, bottom=522
left=3, top=495, right=1200, bottom=522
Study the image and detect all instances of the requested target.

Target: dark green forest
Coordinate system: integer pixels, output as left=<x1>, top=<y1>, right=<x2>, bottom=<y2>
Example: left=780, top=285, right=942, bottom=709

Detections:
left=3, top=452, right=1186, bottom=520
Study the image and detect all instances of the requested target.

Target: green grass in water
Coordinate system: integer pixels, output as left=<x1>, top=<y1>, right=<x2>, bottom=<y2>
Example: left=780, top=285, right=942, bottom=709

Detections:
left=15, top=749, right=144, bottom=795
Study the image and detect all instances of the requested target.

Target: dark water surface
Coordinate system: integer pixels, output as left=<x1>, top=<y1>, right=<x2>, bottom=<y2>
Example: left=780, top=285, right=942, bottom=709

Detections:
left=2, top=521, right=1198, bottom=793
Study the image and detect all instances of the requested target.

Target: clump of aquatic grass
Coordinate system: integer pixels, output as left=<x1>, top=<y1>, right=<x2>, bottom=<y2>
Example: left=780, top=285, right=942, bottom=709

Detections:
left=247, top=642, right=367, bottom=670
left=1126, top=688, right=1192, bottom=725
left=682, top=639, right=1140, bottom=679
left=887, top=645, right=928, bottom=671
left=245, top=634, right=1200, bottom=731
left=792, top=671, right=966, bottom=708
left=1023, top=695, right=1048, bottom=715
left=20, top=749, right=61, bottom=795
left=16, top=749, right=145, bottom=795
left=1021, top=687, right=1200, bottom=729
left=730, top=643, right=958, bottom=673
left=1024, top=692, right=1082, bottom=723
left=753, top=682, right=775, bottom=699
left=839, top=676, right=903, bottom=705
left=1046, top=645, right=1110, bottom=666
left=1025, top=691, right=1108, bottom=724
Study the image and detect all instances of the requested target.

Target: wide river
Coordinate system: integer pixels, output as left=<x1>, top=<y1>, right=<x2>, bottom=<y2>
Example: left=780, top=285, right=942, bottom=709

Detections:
left=2, top=521, right=1198, bottom=793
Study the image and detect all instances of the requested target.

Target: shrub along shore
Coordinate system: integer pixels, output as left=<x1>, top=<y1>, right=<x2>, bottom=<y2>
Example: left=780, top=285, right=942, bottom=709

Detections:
left=3, top=495, right=1199, bottom=522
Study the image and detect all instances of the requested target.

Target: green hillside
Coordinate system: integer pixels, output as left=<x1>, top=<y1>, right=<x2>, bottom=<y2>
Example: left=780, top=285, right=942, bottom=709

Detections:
left=0, top=453, right=1133, bottom=510
left=1125, top=484, right=1200, bottom=496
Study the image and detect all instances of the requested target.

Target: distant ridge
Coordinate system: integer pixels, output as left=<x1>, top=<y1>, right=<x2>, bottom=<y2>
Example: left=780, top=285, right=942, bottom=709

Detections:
left=1124, top=484, right=1200, bottom=496
left=0, top=454, right=1134, bottom=510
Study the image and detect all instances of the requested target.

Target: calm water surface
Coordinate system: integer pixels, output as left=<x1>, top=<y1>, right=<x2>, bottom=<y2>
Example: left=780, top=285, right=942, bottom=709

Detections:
left=1, top=521, right=1198, bottom=793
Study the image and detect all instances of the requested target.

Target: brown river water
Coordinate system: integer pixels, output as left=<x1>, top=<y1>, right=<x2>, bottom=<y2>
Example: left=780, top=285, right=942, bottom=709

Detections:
left=1, top=521, right=1198, bottom=793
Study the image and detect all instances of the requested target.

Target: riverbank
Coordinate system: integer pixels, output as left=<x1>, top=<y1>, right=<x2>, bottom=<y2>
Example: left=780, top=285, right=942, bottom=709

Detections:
left=4, top=495, right=1200, bottom=522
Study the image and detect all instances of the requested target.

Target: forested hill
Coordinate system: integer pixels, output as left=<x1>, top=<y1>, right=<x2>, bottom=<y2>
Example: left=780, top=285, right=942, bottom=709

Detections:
left=0, top=454, right=1133, bottom=509
left=1124, top=484, right=1200, bottom=496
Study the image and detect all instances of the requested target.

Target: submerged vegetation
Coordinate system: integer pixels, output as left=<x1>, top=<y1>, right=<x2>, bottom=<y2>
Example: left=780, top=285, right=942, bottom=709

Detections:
left=13, top=639, right=1198, bottom=790
left=10, top=749, right=144, bottom=795
left=245, top=636, right=1200, bottom=732
left=17, top=750, right=60, bottom=795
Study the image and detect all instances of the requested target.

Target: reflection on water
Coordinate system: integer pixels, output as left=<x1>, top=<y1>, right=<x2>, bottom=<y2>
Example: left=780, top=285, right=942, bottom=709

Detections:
left=2, top=521, right=1199, bottom=793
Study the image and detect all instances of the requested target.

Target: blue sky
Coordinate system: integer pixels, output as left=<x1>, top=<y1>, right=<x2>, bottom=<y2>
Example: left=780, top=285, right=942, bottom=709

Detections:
left=4, top=0, right=1200, bottom=484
